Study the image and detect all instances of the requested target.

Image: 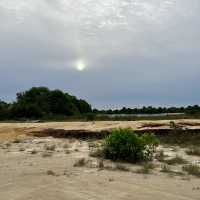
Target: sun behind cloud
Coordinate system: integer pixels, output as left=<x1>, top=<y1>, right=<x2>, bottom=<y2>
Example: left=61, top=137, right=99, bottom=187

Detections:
left=76, top=60, right=87, bottom=71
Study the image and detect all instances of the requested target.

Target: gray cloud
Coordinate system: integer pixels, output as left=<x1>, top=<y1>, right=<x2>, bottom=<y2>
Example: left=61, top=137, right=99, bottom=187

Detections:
left=0, top=0, right=200, bottom=108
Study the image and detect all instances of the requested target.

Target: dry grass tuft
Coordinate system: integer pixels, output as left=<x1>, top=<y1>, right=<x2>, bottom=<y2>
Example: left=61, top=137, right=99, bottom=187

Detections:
left=73, top=158, right=87, bottom=167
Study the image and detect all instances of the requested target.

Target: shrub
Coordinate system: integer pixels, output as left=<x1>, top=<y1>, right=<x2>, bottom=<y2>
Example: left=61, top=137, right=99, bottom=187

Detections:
left=97, top=128, right=159, bottom=163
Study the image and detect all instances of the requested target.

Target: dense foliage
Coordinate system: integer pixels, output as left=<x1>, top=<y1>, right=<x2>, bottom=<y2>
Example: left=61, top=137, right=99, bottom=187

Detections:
left=0, top=87, right=91, bottom=120
left=95, top=129, right=159, bottom=163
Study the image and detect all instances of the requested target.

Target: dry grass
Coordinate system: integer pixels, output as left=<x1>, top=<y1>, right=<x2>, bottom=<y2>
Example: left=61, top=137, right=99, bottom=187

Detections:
left=30, top=149, right=38, bottom=154
left=164, top=155, right=188, bottom=165
left=115, top=163, right=130, bottom=172
left=97, top=159, right=104, bottom=169
left=63, top=142, right=70, bottom=149
left=136, top=162, right=156, bottom=174
left=139, top=123, right=166, bottom=129
left=182, top=164, right=200, bottom=177
left=178, top=122, right=200, bottom=127
left=160, top=164, right=171, bottom=173
left=155, top=150, right=166, bottom=162
left=42, top=152, right=53, bottom=157
left=185, top=147, right=200, bottom=156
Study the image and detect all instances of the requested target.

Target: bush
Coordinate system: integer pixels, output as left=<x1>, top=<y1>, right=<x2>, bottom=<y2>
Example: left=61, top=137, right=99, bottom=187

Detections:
left=97, top=129, right=159, bottom=163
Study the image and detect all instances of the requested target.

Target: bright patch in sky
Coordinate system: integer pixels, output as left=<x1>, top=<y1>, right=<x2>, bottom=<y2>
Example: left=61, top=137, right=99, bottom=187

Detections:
left=0, top=0, right=200, bottom=107
left=76, top=60, right=86, bottom=71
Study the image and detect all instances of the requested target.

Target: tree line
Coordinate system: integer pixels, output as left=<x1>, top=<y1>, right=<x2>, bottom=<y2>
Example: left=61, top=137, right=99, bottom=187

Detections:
left=93, top=105, right=200, bottom=115
left=0, top=87, right=92, bottom=120
left=0, top=87, right=200, bottom=121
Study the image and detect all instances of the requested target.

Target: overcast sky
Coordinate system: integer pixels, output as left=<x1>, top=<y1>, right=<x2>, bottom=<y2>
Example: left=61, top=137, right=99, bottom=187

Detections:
left=0, top=0, right=200, bottom=108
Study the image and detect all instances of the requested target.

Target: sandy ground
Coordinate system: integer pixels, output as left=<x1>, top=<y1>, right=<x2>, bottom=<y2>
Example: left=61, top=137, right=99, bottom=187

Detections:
left=0, top=136, right=200, bottom=200
left=0, top=120, right=200, bottom=199
left=1, top=119, right=200, bottom=141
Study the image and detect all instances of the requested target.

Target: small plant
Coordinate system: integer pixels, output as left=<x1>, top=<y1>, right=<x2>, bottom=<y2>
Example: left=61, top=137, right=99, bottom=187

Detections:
left=74, top=158, right=87, bottom=167
left=185, top=147, right=200, bottom=156
left=182, top=164, right=200, bottom=177
left=97, top=128, right=159, bottom=163
left=46, top=170, right=56, bottom=176
left=164, top=155, right=188, bottom=165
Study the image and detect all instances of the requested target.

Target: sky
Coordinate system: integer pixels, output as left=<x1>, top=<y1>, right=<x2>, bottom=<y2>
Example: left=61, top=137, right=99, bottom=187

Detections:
left=0, top=0, right=200, bottom=109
